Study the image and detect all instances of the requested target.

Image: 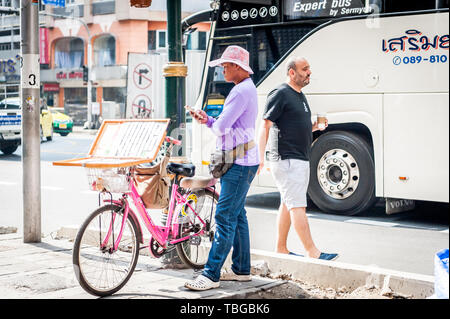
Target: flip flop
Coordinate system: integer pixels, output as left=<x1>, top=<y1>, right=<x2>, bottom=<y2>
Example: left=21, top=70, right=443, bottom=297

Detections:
left=288, top=252, right=304, bottom=257
left=318, top=252, right=339, bottom=261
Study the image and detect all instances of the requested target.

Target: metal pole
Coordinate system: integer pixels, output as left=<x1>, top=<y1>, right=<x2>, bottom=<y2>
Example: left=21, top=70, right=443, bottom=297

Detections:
left=21, top=0, right=41, bottom=243
left=162, top=0, right=187, bottom=265
left=87, top=36, right=92, bottom=128
left=164, top=0, right=186, bottom=138
left=79, top=18, right=93, bottom=129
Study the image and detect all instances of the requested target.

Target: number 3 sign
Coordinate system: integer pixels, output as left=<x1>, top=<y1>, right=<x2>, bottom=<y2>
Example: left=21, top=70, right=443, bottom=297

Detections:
left=21, top=54, right=40, bottom=89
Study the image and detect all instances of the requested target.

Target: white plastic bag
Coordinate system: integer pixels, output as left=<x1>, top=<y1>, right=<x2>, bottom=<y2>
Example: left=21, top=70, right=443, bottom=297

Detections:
left=434, top=248, right=449, bottom=299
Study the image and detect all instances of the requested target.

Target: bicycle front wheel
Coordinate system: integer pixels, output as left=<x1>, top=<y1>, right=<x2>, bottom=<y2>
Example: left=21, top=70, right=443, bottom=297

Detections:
left=176, top=189, right=218, bottom=269
left=73, top=204, right=140, bottom=297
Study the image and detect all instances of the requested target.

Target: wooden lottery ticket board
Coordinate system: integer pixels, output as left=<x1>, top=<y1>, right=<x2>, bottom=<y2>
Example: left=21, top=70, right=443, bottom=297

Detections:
left=53, top=119, right=170, bottom=169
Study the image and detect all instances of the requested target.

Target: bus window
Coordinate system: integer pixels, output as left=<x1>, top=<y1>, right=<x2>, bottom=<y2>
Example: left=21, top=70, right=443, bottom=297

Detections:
left=437, top=0, right=449, bottom=9
left=203, top=39, right=248, bottom=117
left=204, top=22, right=319, bottom=117
left=383, top=0, right=444, bottom=13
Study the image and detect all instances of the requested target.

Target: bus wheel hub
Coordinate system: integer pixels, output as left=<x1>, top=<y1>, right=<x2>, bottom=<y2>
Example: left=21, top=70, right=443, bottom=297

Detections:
left=317, top=149, right=360, bottom=200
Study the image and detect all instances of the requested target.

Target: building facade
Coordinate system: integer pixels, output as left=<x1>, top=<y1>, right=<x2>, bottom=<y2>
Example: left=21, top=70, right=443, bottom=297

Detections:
left=1, top=0, right=25, bottom=99
left=0, top=0, right=210, bottom=125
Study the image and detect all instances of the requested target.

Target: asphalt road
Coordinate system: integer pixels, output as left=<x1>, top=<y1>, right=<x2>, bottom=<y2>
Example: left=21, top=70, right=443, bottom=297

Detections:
left=0, top=131, right=448, bottom=276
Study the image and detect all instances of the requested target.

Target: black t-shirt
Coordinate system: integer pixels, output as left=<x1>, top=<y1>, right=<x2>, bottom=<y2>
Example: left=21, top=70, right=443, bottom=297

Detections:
left=263, top=83, right=313, bottom=162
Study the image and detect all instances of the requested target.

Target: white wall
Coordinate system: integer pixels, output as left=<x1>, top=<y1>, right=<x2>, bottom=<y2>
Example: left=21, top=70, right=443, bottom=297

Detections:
left=148, top=0, right=211, bottom=13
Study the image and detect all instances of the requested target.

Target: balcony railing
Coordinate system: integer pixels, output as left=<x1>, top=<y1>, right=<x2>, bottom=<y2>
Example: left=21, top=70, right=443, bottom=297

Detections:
left=0, top=14, right=47, bottom=28
left=53, top=4, right=84, bottom=18
left=92, top=1, right=115, bottom=15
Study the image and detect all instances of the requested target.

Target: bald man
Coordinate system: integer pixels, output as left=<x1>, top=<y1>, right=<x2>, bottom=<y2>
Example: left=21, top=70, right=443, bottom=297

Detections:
left=257, top=57, right=338, bottom=261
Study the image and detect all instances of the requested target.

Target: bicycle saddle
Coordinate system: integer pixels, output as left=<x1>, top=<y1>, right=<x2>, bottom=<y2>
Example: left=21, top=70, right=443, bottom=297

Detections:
left=180, top=176, right=217, bottom=190
left=167, top=162, right=196, bottom=177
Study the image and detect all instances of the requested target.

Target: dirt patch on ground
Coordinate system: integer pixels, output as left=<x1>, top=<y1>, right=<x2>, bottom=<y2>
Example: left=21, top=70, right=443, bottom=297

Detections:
left=247, top=274, right=411, bottom=299
left=247, top=281, right=390, bottom=299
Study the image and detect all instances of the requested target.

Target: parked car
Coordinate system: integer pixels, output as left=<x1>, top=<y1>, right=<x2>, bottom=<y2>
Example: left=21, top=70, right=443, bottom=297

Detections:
left=0, top=97, right=53, bottom=155
left=0, top=97, right=21, bottom=155
left=49, top=107, right=73, bottom=137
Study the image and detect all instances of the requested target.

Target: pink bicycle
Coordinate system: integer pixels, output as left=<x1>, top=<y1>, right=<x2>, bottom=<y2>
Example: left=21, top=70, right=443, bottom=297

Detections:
left=72, top=137, right=219, bottom=297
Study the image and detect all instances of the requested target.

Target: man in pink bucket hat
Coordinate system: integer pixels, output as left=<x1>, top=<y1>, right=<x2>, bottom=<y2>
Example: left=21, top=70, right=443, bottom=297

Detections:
left=207, top=45, right=254, bottom=75
left=184, top=45, right=260, bottom=291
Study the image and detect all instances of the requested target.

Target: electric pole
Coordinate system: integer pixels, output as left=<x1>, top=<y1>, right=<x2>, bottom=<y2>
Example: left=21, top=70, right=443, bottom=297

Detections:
left=21, top=0, right=41, bottom=243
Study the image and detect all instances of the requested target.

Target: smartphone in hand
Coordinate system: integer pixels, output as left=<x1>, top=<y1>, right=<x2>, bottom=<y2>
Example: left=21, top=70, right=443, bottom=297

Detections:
left=185, top=105, right=204, bottom=120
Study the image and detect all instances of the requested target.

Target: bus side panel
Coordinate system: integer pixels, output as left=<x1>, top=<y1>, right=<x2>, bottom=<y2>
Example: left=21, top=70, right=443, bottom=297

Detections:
left=257, top=12, right=448, bottom=203
left=191, top=124, right=218, bottom=176
left=255, top=95, right=275, bottom=187
left=256, top=93, right=385, bottom=196
left=192, top=22, right=216, bottom=176
left=259, top=13, right=449, bottom=95
left=384, top=93, right=449, bottom=202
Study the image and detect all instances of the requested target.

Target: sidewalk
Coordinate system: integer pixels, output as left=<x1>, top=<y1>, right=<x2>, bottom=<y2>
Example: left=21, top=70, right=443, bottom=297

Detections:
left=0, top=230, right=436, bottom=299
left=73, top=125, right=98, bottom=136
left=0, top=233, right=282, bottom=299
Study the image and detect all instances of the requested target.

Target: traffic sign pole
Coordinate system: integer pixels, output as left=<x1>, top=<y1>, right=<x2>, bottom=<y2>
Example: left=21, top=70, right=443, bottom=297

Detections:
left=163, top=0, right=187, bottom=265
left=164, top=0, right=187, bottom=137
left=129, top=0, right=187, bottom=265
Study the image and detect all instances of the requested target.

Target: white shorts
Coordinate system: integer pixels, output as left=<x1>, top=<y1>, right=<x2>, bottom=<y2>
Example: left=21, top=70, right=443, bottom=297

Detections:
left=269, top=159, right=310, bottom=210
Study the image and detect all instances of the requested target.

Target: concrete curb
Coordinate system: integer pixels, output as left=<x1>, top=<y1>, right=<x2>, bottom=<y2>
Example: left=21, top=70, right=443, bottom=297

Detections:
left=217, top=280, right=288, bottom=299
left=249, top=249, right=435, bottom=299
left=56, top=226, right=435, bottom=299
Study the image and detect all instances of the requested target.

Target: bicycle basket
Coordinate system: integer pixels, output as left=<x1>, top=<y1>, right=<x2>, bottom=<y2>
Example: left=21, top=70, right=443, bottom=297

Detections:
left=86, top=167, right=130, bottom=193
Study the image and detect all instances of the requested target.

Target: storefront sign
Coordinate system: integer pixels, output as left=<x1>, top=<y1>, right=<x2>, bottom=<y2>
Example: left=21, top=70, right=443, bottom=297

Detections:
left=40, top=28, right=50, bottom=65
left=283, top=0, right=373, bottom=20
left=43, top=83, right=60, bottom=92
left=0, top=55, right=20, bottom=75
left=56, top=70, right=83, bottom=80
left=0, top=59, right=16, bottom=74
left=42, top=0, right=66, bottom=7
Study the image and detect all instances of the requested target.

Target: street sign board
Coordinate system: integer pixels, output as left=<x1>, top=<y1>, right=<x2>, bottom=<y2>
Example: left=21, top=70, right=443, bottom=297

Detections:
left=42, top=0, right=65, bottom=7
left=126, top=53, right=156, bottom=119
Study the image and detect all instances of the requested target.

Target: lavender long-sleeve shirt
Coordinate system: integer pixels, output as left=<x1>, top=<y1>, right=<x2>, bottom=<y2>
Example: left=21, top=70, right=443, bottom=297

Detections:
left=206, top=77, right=259, bottom=166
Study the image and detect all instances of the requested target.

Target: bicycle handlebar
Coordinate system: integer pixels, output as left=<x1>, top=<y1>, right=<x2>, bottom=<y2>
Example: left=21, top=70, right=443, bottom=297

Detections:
left=165, top=136, right=182, bottom=146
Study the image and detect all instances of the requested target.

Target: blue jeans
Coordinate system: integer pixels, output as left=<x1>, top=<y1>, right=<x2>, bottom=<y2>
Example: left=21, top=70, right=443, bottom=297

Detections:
left=202, top=164, right=259, bottom=282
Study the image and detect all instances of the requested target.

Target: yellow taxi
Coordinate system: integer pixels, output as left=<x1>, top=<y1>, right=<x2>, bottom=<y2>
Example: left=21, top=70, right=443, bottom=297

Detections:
left=40, top=98, right=54, bottom=141
left=48, top=107, right=73, bottom=136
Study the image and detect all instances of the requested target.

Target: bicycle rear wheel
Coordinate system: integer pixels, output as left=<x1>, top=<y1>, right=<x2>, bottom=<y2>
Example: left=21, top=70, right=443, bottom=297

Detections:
left=73, top=204, right=140, bottom=297
left=176, top=189, right=218, bottom=269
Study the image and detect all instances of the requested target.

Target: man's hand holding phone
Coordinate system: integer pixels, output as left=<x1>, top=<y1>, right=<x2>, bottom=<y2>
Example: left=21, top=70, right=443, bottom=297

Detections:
left=185, top=105, right=208, bottom=124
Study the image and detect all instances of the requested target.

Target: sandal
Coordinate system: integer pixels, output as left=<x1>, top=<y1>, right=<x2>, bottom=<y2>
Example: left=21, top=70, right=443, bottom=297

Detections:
left=184, top=275, right=220, bottom=291
left=318, top=252, right=339, bottom=261
left=220, top=269, right=252, bottom=282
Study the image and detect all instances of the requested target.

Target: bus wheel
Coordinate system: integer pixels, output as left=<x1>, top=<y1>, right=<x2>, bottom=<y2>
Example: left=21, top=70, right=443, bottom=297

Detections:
left=308, top=131, right=377, bottom=216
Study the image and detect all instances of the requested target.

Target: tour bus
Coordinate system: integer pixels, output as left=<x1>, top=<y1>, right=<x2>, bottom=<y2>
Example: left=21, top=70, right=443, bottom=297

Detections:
left=184, top=0, right=449, bottom=216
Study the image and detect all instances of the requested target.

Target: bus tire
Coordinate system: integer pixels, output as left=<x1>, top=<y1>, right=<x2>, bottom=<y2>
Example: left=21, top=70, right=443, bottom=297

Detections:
left=308, top=131, right=377, bottom=216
